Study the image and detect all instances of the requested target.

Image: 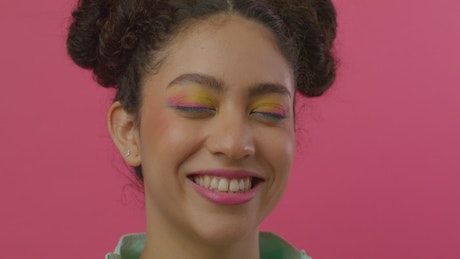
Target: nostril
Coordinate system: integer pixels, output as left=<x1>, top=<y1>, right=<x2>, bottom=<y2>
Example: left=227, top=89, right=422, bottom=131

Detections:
left=206, top=138, right=255, bottom=160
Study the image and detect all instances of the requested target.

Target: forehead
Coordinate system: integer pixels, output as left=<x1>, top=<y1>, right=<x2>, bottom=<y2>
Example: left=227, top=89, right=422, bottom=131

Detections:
left=148, top=14, right=295, bottom=95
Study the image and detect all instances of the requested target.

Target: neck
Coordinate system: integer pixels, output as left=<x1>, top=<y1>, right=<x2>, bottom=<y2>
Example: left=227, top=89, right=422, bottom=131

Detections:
left=140, top=198, right=260, bottom=259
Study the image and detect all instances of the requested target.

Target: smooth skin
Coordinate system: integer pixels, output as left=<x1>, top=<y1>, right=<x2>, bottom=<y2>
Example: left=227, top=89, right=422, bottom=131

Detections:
left=108, top=14, right=296, bottom=259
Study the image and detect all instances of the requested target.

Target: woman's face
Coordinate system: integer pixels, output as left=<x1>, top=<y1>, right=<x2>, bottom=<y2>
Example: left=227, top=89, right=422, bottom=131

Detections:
left=137, top=15, right=296, bottom=244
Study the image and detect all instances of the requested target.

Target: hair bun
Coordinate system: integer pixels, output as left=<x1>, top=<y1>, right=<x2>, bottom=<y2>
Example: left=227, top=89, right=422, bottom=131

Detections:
left=67, top=0, right=337, bottom=95
left=269, top=0, right=337, bottom=96
left=67, top=0, right=155, bottom=87
left=67, top=0, right=108, bottom=70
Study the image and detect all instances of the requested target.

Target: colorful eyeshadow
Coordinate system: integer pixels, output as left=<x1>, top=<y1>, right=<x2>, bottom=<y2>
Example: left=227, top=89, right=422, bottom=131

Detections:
left=165, top=90, right=217, bottom=110
left=251, top=96, right=289, bottom=119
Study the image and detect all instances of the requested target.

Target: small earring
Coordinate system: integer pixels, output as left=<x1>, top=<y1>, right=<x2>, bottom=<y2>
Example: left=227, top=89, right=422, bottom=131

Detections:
left=124, top=149, right=131, bottom=157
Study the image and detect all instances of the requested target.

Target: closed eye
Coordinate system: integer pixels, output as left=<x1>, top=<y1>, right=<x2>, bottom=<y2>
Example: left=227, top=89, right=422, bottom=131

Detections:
left=171, top=105, right=216, bottom=116
left=250, top=111, right=287, bottom=121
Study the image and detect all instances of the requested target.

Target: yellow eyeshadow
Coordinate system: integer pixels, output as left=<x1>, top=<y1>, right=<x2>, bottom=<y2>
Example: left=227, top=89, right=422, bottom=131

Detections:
left=166, top=89, right=217, bottom=108
left=252, top=96, right=289, bottom=116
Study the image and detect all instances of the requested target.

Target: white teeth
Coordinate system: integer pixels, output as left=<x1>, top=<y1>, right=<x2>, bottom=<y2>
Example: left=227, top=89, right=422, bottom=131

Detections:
left=218, top=178, right=229, bottom=191
left=210, top=177, right=218, bottom=190
left=239, top=179, right=245, bottom=191
left=203, top=175, right=211, bottom=188
left=245, top=178, right=251, bottom=191
left=193, top=175, right=254, bottom=193
left=229, top=179, right=239, bottom=192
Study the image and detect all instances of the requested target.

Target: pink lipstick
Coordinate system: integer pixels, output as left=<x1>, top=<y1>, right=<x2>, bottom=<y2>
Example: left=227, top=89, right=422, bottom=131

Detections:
left=188, top=169, right=264, bottom=205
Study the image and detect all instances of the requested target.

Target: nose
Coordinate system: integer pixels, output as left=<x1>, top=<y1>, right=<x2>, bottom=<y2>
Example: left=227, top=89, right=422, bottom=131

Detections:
left=205, top=112, right=255, bottom=160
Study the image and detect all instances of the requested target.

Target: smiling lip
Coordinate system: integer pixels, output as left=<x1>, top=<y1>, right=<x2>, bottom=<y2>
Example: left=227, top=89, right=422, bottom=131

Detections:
left=188, top=169, right=264, bottom=205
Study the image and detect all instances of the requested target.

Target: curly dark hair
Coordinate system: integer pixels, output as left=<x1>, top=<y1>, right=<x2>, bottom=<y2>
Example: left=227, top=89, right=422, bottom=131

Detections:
left=67, top=0, right=337, bottom=182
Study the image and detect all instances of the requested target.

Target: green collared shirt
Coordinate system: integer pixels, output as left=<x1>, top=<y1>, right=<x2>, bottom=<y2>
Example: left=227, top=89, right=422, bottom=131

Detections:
left=105, top=232, right=311, bottom=259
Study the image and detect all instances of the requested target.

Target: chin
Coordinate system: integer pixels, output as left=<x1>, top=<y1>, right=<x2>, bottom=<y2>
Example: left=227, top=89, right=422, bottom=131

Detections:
left=188, top=210, right=262, bottom=246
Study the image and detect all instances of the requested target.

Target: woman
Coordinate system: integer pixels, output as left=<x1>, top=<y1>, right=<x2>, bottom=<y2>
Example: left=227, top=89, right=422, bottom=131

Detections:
left=67, top=0, right=337, bottom=258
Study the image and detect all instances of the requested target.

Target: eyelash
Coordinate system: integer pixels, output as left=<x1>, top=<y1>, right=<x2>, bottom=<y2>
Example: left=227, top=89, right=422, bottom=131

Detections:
left=250, top=111, right=287, bottom=121
left=172, top=105, right=216, bottom=114
left=171, top=105, right=287, bottom=121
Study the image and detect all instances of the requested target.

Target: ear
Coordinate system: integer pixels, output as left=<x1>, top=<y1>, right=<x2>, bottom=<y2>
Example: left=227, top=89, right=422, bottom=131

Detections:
left=107, top=101, right=142, bottom=167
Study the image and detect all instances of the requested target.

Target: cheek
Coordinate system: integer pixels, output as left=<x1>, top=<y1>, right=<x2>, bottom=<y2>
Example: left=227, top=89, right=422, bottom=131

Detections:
left=273, top=131, right=295, bottom=184
left=261, top=122, right=295, bottom=156
left=139, top=109, right=203, bottom=166
left=274, top=134, right=295, bottom=179
left=256, top=129, right=295, bottom=218
left=257, top=127, right=296, bottom=176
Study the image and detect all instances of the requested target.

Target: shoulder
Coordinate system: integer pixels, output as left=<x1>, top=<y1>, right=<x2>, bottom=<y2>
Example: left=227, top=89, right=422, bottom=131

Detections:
left=259, top=232, right=312, bottom=259
left=105, top=233, right=145, bottom=259
left=106, top=232, right=311, bottom=259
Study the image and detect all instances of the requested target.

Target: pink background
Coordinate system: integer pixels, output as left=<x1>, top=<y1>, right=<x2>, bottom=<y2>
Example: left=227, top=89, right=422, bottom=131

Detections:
left=1, top=0, right=459, bottom=258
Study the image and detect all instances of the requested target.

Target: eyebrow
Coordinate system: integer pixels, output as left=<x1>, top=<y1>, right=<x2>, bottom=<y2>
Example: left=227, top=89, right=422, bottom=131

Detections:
left=248, top=83, right=292, bottom=99
left=167, top=73, right=291, bottom=99
left=167, top=73, right=225, bottom=92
